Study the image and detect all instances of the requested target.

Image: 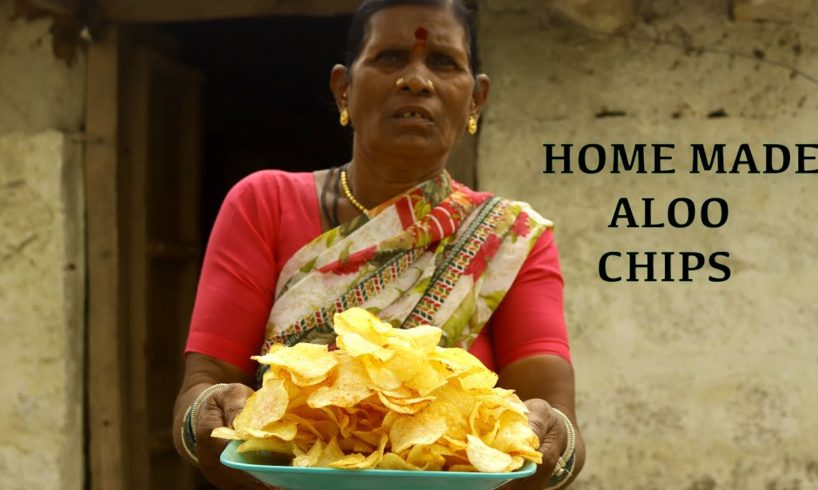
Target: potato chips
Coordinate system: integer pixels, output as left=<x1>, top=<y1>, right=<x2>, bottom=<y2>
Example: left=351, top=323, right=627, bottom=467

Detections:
left=212, top=308, right=543, bottom=472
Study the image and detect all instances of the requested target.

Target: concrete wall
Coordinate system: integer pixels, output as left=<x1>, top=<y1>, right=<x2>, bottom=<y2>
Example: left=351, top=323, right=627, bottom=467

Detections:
left=0, top=2, right=86, bottom=489
left=478, top=0, right=818, bottom=488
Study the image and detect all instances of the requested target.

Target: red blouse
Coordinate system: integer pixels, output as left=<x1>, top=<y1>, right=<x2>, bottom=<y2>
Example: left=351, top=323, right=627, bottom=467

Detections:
left=185, top=170, right=571, bottom=375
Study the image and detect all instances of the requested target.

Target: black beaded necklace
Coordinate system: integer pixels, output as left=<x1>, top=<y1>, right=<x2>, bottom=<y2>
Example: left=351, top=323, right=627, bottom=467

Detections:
left=320, top=166, right=342, bottom=229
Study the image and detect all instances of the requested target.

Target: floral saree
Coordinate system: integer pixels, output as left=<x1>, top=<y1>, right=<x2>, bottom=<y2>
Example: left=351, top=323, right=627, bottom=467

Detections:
left=260, top=171, right=552, bottom=362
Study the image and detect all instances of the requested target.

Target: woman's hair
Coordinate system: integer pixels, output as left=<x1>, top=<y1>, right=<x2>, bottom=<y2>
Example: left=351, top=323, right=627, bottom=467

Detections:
left=345, top=0, right=479, bottom=75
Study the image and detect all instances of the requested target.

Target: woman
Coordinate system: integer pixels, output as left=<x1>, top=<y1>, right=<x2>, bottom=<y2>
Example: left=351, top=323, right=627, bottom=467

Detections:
left=173, top=1, right=585, bottom=488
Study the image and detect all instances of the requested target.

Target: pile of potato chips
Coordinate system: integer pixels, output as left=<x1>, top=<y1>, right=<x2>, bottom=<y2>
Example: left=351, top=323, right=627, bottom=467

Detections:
left=212, top=308, right=543, bottom=473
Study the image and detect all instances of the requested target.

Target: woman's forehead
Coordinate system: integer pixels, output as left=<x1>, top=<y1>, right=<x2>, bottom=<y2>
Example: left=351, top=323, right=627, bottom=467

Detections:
left=365, top=5, right=468, bottom=51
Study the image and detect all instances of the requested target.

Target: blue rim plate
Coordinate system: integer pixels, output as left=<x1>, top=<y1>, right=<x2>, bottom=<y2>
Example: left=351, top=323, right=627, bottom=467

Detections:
left=221, top=440, right=537, bottom=490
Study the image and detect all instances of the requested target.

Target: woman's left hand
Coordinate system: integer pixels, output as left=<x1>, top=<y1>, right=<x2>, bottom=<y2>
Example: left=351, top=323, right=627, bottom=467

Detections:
left=497, top=354, right=583, bottom=488
left=526, top=398, right=568, bottom=469
left=505, top=398, right=568, bottom=489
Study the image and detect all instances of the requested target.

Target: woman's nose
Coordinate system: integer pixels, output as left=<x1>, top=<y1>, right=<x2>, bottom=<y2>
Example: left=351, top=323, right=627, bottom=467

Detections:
left=398, top=70, right=435, bottom=95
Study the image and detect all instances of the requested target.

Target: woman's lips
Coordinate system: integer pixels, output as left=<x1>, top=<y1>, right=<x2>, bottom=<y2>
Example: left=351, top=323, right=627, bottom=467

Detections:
left=392, top=105, right=434, bottom=122
left=396, top=111, right=431, bottom=121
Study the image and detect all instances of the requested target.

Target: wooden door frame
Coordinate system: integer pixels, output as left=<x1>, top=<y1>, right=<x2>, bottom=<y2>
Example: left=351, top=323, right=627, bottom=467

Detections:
left=85, top=25, right=128, bottom=490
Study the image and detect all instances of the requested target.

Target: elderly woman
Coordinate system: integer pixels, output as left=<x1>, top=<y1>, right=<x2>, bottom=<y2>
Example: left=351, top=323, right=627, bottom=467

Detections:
left=172, top=0, right=585, bottom=488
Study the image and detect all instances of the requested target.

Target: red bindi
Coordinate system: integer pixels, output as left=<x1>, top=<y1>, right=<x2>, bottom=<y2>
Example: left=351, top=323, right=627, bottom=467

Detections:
left=414, top=27, right=428, bottom=48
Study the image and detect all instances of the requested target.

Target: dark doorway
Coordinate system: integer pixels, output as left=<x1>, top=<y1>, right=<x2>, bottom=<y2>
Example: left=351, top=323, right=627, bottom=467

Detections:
left=162, top=15, right=353, bottom=244
left=126, top=16, right=354, bottom=490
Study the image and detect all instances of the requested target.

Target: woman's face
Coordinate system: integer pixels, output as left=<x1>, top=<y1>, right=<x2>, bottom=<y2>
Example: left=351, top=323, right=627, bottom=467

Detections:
left=340, top=5, right=488, bottom=161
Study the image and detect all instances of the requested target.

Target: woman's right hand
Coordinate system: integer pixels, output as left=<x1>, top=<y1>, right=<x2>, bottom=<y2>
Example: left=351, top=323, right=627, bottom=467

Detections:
left=193, top=383, right=275, bottom=490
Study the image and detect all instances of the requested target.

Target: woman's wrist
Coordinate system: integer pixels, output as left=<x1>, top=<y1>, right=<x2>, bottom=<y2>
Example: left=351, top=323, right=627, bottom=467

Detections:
left=180, top=404, right=199, bottom=463
left=545, top=408, right=577, bottom=489
left=180, top=383, right=231, bottom=464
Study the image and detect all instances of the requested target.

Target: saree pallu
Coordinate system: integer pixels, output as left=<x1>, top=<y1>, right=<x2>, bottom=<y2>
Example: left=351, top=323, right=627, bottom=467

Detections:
left=260, top=172, right=552, bottom=362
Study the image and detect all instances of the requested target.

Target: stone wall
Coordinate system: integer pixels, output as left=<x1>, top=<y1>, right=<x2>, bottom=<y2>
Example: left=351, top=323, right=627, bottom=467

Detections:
left=478, top=1, right=818, bottom=488
left=0, top=1, right=86, bottom=488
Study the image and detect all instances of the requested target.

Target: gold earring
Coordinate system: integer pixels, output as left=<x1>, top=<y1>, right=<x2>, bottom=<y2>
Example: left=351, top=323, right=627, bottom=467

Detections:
left=467, top=114, right=478, bottom=135
left=340, top=108, right=349, bottom=127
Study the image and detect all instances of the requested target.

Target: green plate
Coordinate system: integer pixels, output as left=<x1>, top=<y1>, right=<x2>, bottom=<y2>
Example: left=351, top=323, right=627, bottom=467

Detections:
left=221, top=440, right=537, bottom=490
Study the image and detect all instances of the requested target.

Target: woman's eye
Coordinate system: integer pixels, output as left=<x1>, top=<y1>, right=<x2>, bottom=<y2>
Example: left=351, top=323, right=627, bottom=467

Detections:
left=375, top=51, right=406, bottom=65
left=429, top=53, right=458, bottom=70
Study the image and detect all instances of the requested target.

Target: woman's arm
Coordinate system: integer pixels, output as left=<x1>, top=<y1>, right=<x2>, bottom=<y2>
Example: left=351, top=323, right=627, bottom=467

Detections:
left=172, top=353, right=271, bottom=489
left=173, top=172, right=319, bottom=488
left=486, top=225, right=582, bottom=487
left=498, top=354, right=585, bottom=489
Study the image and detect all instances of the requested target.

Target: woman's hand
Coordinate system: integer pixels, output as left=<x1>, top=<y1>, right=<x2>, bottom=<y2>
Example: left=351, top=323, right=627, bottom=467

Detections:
left=521, top=398, right=569, bottom=489
left=193, top=383, right=276, bottom=490
left=173, top=354, right=280, bottom=489
left=497, top=355, right=584, bottom=489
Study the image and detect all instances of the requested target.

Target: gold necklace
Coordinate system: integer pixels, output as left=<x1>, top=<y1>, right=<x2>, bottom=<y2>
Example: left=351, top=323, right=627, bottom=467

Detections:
left=340, top=168, right=369, bottom=215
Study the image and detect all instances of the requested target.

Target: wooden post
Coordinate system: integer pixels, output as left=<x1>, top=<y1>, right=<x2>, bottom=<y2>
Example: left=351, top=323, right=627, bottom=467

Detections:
left=98, top=0, right=360, bottom=22
left=123, top=45, right=152, bottom=490
left=84, top=25, right=127, bottom=490
left=29, top=0, right=81, bottom=14
left=732, top=0, right=814, bottom=22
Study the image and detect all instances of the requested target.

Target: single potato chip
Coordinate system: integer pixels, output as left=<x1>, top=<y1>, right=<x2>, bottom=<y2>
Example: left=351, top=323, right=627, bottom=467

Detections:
left=387, top=325, right=441, bottom=352
left=376, top=391, right=435, bottom=415
left=406, top=444, right=446, bottom=471
left=210, top=427, right=241, bottom=440
left=389, top=406, right=448, bottom=453
left=236, top=437, right=295, bottom=455
left=318, top=436, right=347, bottom=467
left=248, top=378, right=289, bottom=429
left=378, top=452, right=423, bottom=470
left=466, top=434, right=513, bottom=473
left=292, top=439, right=324, bottom=467
left=334, top=309, right=394, bottom=361
left=331, top=434, right=388, bottom=469
left=253, top=342, right=338, bottom=386
left=307, top=355, right=373, bottom=408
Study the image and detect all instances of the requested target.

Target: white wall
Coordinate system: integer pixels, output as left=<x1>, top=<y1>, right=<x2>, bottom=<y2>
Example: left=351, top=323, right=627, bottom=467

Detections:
left=478, top=1, right=818, bottom=488
left=0, top=2, right=86, bottom=488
